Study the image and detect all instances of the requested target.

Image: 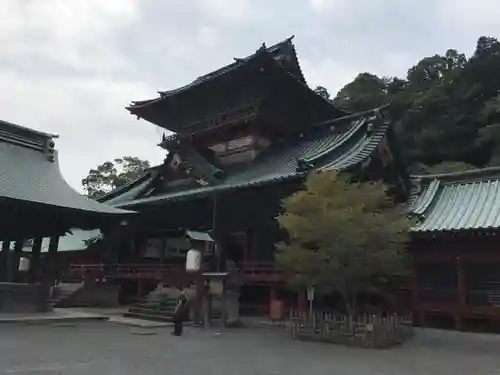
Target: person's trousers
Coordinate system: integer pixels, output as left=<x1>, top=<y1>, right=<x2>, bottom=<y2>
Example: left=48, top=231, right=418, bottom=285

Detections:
left=173, top=319, right=183, bottom=336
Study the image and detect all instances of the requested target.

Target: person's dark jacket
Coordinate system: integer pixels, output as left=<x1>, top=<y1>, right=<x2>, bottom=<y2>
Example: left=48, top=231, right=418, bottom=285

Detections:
left=173, top=293, right=189, bottom=322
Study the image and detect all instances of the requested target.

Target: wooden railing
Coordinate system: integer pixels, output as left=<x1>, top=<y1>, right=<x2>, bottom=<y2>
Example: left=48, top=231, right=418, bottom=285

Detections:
left=418, top=288, right=457, bottom=303
left=237, top=262, right=284, bottom=281
left=67, top=263, right=183, bottom=281
left=68, top=261, right=285, bottom=281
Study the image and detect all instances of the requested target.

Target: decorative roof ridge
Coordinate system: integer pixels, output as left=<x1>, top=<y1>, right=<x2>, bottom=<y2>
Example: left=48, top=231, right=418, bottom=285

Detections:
left=299, top=107, right=389, bottom=165
left=288, top=37, right=306, bottom=84
left=320, top=120, right=390, bottom=172
left=312, top=105, right=389, bottom=128
left=0, top=119, right=58, bottom=139
left=300, top=117, right=368, bottom=164
left=410, top=165, right=500, bottom=184
left=0, top=119, right=58, bottom=161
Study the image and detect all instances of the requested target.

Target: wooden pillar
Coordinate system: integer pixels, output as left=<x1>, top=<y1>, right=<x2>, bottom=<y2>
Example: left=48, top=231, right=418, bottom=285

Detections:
left=270, top=284, right=277, bottom=301
left=297, top=288, right=306, bottom=312
left=45, top=236, right=59, bottom=286
left=269, top=284, right=277, bottom=315
left=0, top=240, right=11, bottom=282
left=456, top=256, right=465, bottom=331
left=245, top=230, right=253, bottom=263
left=411, top=257, right=422, bottom=326
left=28, top=237, right=43, bottom=283
left=10, top=240, right=24, bottom=282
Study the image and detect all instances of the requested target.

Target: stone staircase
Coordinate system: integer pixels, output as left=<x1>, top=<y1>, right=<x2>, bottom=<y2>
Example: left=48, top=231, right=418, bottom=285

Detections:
left=124, top=294, right=181, bottom=322
left=486, top=282, right=500, bottom=306
left=50, top=282, right=84, bottom=307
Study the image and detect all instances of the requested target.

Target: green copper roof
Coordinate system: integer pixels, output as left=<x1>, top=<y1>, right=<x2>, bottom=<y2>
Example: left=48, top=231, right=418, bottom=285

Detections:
left=113, top=109, right=389, bottom=208
left=0, top=120, right=134, bottom=216
left=409, top=167, right=500, bottom=232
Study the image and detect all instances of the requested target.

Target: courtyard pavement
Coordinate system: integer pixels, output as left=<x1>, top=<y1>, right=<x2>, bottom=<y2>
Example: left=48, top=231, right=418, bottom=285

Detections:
left=0, top=321, right=499, bottom=375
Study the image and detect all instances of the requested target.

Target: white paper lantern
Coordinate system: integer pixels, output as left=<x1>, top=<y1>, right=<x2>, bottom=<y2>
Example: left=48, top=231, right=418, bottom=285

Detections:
left=18, top=257, right=30, bottom=272
left=186, top=249, right=201, bottom=272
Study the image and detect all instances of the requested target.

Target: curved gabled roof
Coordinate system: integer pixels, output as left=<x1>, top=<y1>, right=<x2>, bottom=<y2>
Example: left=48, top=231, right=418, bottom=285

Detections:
left=0, top=120, right=134, bottom=216
left=129, top=37, right=304, bottom=108
left=127, top=37, right=348, bottom=131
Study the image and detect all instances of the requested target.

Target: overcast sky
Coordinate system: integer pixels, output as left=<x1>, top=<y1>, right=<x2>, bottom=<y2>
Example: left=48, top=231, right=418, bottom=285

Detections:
left=1, top=0, right=498, bottom=192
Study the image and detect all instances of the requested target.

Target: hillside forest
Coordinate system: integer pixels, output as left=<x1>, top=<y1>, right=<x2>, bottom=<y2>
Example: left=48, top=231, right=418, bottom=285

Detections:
left=82, top=35, right=500, bottom=195
left=316, top=35, right=500, bottom=175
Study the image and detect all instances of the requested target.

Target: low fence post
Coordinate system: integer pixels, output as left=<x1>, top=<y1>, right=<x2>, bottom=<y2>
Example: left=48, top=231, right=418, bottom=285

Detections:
left=289, top=308, right=414, bottom=348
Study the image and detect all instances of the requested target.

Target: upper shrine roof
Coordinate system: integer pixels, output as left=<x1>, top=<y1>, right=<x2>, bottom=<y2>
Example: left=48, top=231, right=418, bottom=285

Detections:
left=0, top=119, right=133, bottom=218
left=129, top=36, right=304, bottom=106
left=100, top=107, right=391, bottom=208
left=409, top=167, right=500, bottom=233
left=126, top=36, right=348, bottom=133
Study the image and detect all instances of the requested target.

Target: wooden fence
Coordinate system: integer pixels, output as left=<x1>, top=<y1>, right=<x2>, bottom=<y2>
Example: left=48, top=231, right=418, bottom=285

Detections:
left=290, top=309, right=414, bottom=348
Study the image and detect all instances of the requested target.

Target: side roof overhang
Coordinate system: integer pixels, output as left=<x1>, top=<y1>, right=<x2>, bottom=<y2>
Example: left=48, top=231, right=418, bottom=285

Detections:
left=110, top=107, right=391, bottom=209
left=0, top=120, right=135, bottom=236
left=408, top=166, right=500, bottom=234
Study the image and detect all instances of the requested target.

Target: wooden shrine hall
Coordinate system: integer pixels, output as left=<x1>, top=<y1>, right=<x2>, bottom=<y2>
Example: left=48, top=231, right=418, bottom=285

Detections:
left=0, top=119, right=134, bottom=312
left=409, top=167, right=500, bottom=332
left=65, top=37, right=410, bottom=320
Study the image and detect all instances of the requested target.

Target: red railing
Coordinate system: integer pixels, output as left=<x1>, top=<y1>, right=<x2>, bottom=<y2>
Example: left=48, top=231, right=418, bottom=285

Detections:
left=68, top=261, right=285, bottom=281
left=237, top=262, right=284, bottom=281
left=112, top=264, right=180, bottom=279
left=68, top=263, right=182, bottom=281
left=65, top=264, right=104, bottom=282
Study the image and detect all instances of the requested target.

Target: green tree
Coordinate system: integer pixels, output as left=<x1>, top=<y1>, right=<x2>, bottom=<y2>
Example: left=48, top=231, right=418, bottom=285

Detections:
left=82, top=156, right=150, bottom=198
left=327, top=36, right=500, bottom=171
left=314, top=86, right=332, bottom=101
left=275, top=171, right=410, bottom=315
left=333, top=73, right=390, bottom=112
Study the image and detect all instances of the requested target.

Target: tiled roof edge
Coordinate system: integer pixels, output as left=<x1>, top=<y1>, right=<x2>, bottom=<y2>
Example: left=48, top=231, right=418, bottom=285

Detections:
left=411, top=165, right=500, bottom=184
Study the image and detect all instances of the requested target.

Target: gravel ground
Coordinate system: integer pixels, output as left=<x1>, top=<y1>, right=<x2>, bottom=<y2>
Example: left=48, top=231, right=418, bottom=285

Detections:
left=0, top=321, right=499, bottom=375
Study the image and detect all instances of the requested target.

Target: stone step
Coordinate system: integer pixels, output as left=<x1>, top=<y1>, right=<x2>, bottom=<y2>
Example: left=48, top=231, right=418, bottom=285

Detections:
left=129, top=306, right=175, bottom=315
left=123, top=311, right=175, bottom=322
left=124, top=291, right=187, bottom=323
left=129, top=307, right=175, bottom=315
left=49, top=283, right=85, bottom=306
left=135, top=300, right=177, bottom=308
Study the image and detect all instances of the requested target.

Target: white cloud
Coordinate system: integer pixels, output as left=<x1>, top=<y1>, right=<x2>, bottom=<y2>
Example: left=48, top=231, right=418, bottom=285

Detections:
left=197, top=0, right=252, bottom=25
left=300, top=58, right=359, bottom=95
left=0, top=0, right=499, bottom=193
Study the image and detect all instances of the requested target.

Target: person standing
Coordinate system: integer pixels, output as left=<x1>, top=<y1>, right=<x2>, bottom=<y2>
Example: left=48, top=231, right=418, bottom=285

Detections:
left=172, top=289, right=188, bottom=336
